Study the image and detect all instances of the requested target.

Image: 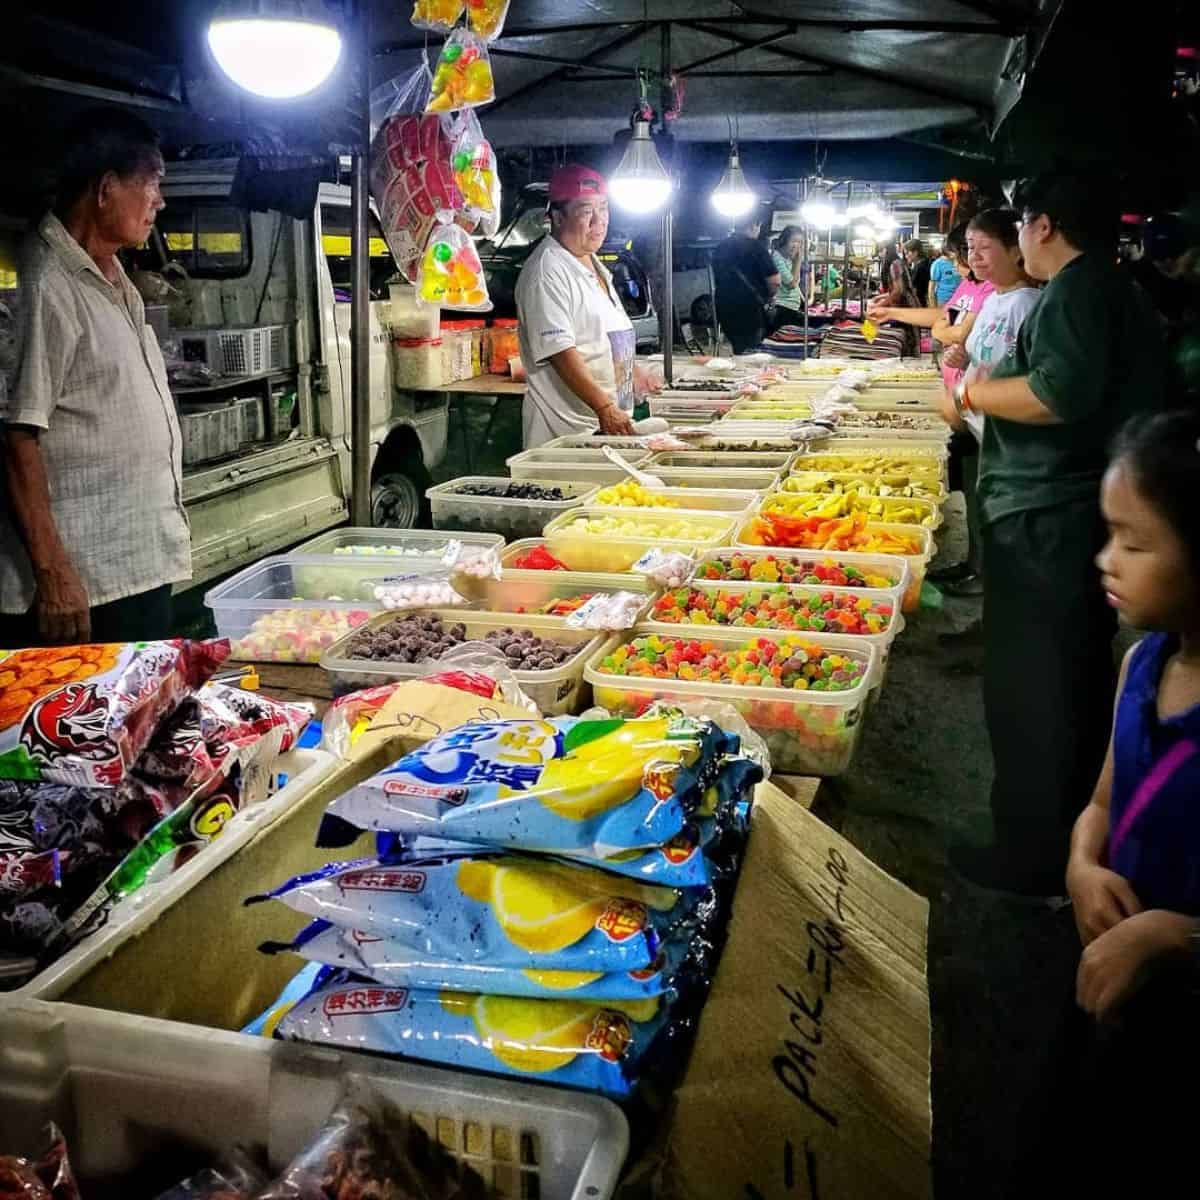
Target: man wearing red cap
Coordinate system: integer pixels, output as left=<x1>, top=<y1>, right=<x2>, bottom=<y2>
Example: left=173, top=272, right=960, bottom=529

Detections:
left=515, top=164, right=636, bottom=447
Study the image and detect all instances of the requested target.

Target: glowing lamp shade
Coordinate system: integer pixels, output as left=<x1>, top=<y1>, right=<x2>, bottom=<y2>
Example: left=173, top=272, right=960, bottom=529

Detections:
left=609, top=120, right=672, bottom=214
left=208, top=13, right=342, bottom=99
left=800, top=197, right=837, bottom=229
left=710, top=150, right=756, bottom=219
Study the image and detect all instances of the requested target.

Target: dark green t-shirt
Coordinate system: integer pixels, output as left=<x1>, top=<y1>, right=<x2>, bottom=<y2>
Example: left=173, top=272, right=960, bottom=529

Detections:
left=978, top=253, right=1166, bottom=525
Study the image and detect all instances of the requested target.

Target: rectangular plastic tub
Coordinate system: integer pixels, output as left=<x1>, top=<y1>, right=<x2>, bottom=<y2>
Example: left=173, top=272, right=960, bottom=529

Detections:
left=591, top=484, right=760, bottom=516
left=427, top=476, right=596, bottom=541
left=292, top=526, right=505, bottom=560
left=542, top=507, right=736, bottom=574
left=0, top=1000, right=627, bottom=1200
left=651, top=466, right=780, bottom=494
left=648, top=449, right=795, bottom=472
left=205, top=556, right=382, bottom=662
left=784, top=468, right=947, bottom=503
left=321, top=609, right=608, bottom=712
left=790, top=442, right=949, bottom=486
left=730, top=520, right=933, bottom=613
left=585, top=625, right=878, bottom=776
left=506, top=446, right=650, bottom=484
left=540, top=435, right=661, bottom=452
left=760, top=490, right=943, bottom=530
left=476, top=570, right=659, bottom=624
left=13, top=748, right=335, bottom=998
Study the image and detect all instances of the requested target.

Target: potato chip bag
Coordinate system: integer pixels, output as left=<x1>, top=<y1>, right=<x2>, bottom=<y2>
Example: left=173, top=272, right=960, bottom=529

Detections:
left=264, top=918, right=688, bottom=1003
left=0, top=639, right=229, bottom=788
left=250, top=853, right=684, bottom=972
left=270, top=976, right=666, bottom=1096
left=317, top=714, right=735, bottom=859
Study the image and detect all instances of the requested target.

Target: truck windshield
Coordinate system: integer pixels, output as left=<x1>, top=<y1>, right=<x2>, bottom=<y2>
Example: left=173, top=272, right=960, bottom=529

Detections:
left=321, top=204, right=396, bottom=301
left=134, top=200, right=251, bottom=278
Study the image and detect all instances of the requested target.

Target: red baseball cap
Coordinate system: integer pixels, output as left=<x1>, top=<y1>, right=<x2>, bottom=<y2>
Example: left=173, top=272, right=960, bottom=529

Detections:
left=548, top=164, right=607, bottom=205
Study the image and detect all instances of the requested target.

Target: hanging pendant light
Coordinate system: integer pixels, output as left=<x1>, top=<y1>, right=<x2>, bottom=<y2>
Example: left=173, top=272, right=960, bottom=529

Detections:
left=800, top=185, right=838, bottom=229
left=710, top=147, right=756, bottom=220
left=609, top=119, right=673, bottom=214
left=208, top=0, right=343, bottom=100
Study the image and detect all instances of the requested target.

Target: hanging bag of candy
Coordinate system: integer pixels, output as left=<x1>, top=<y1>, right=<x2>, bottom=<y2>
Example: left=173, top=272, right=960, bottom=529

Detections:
left=466, top=0, right=512, bottom=41
left=427, top=27, right=495, bottom=112
left=447, top=109, right=501, bottom=236
left=410, top=0, right=464, bottom=34
left=416, top=222, right=492, bottom=310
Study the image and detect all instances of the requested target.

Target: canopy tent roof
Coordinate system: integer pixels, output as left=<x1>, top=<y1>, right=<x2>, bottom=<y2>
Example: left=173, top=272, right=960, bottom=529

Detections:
left=0, top=2, right=1059, bottom=160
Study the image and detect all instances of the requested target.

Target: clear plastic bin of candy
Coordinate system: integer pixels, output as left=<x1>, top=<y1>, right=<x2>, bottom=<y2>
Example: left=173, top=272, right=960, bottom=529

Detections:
left=542, top=508, right=735, bottom=574
left=591, top=481, right=759, bottom=516
left=475, top=569, right=659, bottom=625
left=292, top=526, right=505, bottom=560
left=784, top=469, right=947, bottom=502
left=760, top=489, right=942, bottom=530
left=426, top=476, right=596, bottom=541
left=648, top=449, right=795, bottom=472
left=320, top=610, right=607, bottom=712
left=584, top=627, right=878, bottom=775
left=205, top=556, right=389, bottom=662
left=691, top=547, right=909, bottom=602
left=732, top=515, right=932, bottom=613
left=506, top=447, right=652, bottom=485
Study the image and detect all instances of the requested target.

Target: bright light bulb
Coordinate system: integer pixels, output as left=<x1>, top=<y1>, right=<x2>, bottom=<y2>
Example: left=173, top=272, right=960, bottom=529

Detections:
left=854, top=224, right=877, bottom=240
left=710, top=151, right=756, bottom=219
left=801, top=199, right=836, bottom=228
left=609, top=120, right=672, bottom=214
left=609, top=176, right=673, bottom=214
left=208, top=18, right=342, bottom=99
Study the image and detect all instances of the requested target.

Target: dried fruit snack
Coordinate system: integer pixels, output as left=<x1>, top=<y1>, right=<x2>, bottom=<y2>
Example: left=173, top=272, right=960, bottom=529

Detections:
left=316, top=714, right=734, bottom=858
left=417, top=222, right=491, bottom=309
left=410, top=0, right=464, bottom=34
left=265, top=918, right=688, bottom=1002
left=466, top=0, right=511, bottom=41
left=426, top=28, right=495, bottom=113
left=0, top=640, right=229, bottom=788
left=269, top=976, right=666, bottom=1096
left=251, top=853, right=681, bottom=971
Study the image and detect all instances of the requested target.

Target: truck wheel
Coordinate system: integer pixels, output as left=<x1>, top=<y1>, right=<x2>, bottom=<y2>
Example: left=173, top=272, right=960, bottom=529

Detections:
left=371, top=469, right=430, bottom=528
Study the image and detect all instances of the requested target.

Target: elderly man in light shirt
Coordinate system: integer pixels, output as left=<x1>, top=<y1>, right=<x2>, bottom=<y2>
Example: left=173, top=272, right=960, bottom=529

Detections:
left=0, top=109, right=190, bottom=647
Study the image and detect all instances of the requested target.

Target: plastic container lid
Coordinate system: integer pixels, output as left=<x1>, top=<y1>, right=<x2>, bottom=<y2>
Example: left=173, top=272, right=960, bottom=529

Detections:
left=491, top=317, right=519, bottom=328
left=394, top=336, right=443, bottom=347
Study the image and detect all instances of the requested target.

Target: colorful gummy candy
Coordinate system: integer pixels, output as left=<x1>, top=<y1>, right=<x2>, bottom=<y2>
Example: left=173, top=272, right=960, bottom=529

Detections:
left=598, top=634, right=866, bottom=692
left=411, top=0, right=464, bottom=32
left=650, top=586, right=894, bottom=636
left=233, top=608, right=371, bottom=663
left=427, top=30, right=495, bottom=113
left=594, top=482, right=680, bottom=508
left=418, top=224, right=490, bottom=309
left=761, top=491, right=937, bottom=528
left=742, top=511, right=922, bottom=554
left=516, top=593, right=594, bottom=617
left=466, top=0, right=511, bottom=41
left=696, top=552, right=895, bottom=589
left=512, top=544, right=569, bottom=570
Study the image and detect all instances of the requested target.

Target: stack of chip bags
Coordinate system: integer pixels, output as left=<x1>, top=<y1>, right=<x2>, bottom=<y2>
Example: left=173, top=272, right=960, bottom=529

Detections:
left=250, top=711, right=761, bottom=1095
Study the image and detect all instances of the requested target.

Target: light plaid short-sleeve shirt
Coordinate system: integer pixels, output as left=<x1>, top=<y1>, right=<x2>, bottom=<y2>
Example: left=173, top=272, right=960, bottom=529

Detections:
left=0, top=214, right=191, bottom=613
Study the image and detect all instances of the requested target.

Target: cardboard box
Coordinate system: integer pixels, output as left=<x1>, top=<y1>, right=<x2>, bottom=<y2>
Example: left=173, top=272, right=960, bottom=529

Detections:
left=657, top=785, right=931, bottom=1200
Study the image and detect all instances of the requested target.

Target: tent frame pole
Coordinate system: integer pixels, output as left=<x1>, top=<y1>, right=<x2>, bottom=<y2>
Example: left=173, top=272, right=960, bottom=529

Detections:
left=350, top=0, right=371, bottom=526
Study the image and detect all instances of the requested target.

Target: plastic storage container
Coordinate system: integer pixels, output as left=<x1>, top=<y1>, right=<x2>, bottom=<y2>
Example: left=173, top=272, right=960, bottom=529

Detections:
left=179, top=404, right=240, bottom=466
left=648, top=450, right=795, bottom=472
left=585, top=626, right=878, bottom=776
left=591, top=484, right=760, bottom=516
left=760, top=490, right=943, bottom=530
left=783, top=468, right=947, bottom=502
left=293, top=526, right=505, bottom=560
left=392, top=336, right=446, bottom=390
left=542, top=507, right=736, bottom=573
left=426, top=476, right=596, bottom=541
left=507, top=446, right=651, bottom=483
left=475, top=570, right=659, bottom=624
left=0, top=1000, right=627, bottom=1200
left=690, top=546, right=910, bottom=613
left=731, top=518, right=933, bottom=613
left=488, top=317, right=519, bottom=374
left=234, top=395, right=267, bottom=444
left=652, top=466, right=781, bottom=494
left=11, top=748, right=333, bottom=998
left=205, top=556, right=399, bottom=661
left=389, top=281, right=441, bottom=339
left=321, top=610, right=607, bottom=712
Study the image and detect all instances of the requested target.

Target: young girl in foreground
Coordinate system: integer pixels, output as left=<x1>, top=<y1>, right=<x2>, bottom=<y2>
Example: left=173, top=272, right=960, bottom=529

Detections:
left=1064, top=409, right=1200, bottom=1183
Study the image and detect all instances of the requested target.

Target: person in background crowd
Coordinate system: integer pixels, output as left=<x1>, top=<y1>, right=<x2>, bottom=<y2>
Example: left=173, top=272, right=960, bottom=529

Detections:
left=937, top=209, right=1041, bottom=600
left=931, top=241, right=961, bottom=307
left=947, top=172, right=1167, bottom=896
left=905, top=239, right=932, bottom=310
left=0, top=109, right=188, bottom=647
left=769, top=225, right=812, bottom=330
left=1058, top=410, right=1200, bottom=1190
left=516, top=164, right=637, bottom=447
left=712, top=211, right=780, bottom=354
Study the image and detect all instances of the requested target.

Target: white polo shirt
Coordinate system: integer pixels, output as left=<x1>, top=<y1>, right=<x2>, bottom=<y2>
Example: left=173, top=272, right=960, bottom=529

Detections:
left=515, top=234, right=635, bottom=448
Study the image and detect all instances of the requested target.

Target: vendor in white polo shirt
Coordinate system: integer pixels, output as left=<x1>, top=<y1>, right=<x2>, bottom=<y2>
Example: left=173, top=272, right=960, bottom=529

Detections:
left=515, top=164, right=638, bottom=448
